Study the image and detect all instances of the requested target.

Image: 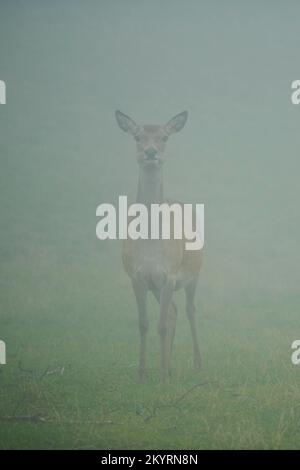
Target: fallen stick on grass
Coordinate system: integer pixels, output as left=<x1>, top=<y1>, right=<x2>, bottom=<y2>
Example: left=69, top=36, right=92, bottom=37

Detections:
left=0, top=414, right=116, bottom=425
left=142, top=380, right=219, bottom=422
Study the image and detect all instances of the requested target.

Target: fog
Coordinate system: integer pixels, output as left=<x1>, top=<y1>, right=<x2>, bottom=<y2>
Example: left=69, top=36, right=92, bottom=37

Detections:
left=1, top=1, right=299, bottom=298
left=0, top=0, right=300, bottom=449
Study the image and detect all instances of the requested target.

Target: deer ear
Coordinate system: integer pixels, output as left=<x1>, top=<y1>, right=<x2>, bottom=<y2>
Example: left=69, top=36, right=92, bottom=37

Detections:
left=164, top=111, right=188, bottom=135
left=115, top=110, right=139, bottom=136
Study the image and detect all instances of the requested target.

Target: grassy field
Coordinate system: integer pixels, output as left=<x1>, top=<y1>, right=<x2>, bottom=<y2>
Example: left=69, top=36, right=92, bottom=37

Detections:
left=0, top=243, right=300, bottom=450
left=1, top=0, right=300, bottom=450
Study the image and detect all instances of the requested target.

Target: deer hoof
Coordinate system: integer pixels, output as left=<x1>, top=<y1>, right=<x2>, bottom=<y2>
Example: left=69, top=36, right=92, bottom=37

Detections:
left=138, top=369, right=148, bottom=383
left=194, top=355, right=202, bottom=371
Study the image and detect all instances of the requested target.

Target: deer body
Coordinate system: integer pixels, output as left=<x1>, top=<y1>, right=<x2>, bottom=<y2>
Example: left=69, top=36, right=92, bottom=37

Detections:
left=116, top=111, right=203, bottom=382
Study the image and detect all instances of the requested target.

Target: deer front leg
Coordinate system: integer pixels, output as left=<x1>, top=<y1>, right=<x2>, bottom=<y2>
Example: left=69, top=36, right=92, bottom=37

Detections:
left=158, top=280, right=175, bottom=383
left=132, top=279, right=148, bottom=383
left=152, top=287, right=177, bottom=378
left=185, top=278, right=201, bottom=370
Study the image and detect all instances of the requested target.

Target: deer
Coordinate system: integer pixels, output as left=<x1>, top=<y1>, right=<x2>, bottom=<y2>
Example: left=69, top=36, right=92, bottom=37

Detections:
left=115, top=110, right=203, bottom=383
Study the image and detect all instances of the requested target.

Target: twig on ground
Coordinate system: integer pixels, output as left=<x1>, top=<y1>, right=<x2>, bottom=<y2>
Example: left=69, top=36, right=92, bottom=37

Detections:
left=18, top=361, right=65, bottom=381
left=172, top=380, right=217, bottom=406
left=142, top=380, right=218, bottom=422
left=0, top=414, right=116, bottom=425
left=0, top=414, right=46, bottom=423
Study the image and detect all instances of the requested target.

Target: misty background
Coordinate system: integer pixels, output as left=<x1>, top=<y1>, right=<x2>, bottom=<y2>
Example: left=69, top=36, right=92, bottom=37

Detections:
left=0, top=0, right=300, bottom=449
left=1, top=1, right=299, bottom=307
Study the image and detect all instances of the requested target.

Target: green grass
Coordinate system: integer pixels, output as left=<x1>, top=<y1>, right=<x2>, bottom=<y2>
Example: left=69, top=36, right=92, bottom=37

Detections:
left=1, top=0, right=300, bottom=451
left=1, top=245, right=300, bottom=450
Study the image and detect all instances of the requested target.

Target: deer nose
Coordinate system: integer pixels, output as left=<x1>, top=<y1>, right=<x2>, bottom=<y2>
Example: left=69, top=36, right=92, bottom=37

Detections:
left=145, top=147, right=158, bottom=159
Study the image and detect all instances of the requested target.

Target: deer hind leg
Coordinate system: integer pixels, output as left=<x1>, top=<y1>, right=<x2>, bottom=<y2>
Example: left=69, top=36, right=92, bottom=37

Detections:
left=132, top=279, right=148, bottom=383
left=152, top=287, right=177, bottom=379
left=185, top=277, right=201, bottom=370
left=155, top=281, right=175, bottom=383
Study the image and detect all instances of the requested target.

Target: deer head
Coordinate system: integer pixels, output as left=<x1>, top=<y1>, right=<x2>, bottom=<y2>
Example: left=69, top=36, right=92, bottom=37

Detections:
left=115, top=110, right=188, bottom=167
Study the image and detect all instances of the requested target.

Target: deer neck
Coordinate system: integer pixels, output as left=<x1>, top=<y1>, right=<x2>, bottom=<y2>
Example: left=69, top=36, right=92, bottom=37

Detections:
left=136, top=165, right=164, bottom=206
